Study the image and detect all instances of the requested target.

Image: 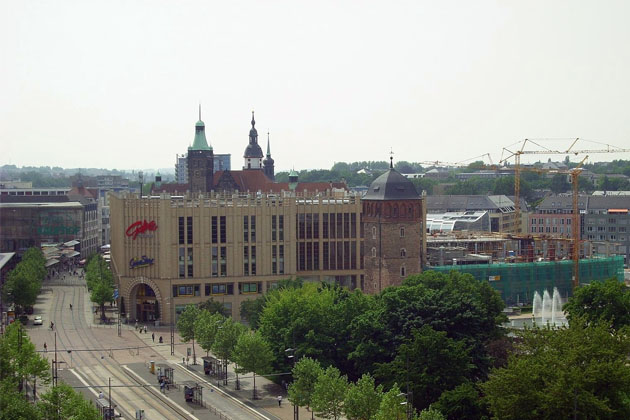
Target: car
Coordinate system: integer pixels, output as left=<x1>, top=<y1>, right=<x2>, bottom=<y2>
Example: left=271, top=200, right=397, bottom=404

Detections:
left=33, top=315, right=43, bottom=326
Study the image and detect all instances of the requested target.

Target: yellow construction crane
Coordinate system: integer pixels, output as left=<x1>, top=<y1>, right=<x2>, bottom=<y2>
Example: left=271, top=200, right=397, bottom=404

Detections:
left=500, top=138, right=630, bottom=291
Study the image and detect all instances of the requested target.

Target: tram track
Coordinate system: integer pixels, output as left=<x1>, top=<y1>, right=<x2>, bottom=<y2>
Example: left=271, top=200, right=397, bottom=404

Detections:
left=50, top=281, right=192, bottom=420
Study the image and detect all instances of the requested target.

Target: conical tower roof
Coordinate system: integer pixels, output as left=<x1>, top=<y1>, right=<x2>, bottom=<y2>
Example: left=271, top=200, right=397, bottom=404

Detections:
left=190, top=105, right=212, bottom=151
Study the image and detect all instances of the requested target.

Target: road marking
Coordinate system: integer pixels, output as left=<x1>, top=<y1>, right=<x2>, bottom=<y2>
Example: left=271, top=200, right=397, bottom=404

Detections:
left=122, top=365, right=201, bottom=420
left=172, top=364, right=271, bottom=420
left=68, top=368, right=100, bottom=398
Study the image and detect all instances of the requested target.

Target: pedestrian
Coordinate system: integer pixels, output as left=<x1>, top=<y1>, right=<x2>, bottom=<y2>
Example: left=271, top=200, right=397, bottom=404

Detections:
left=50, top=321, right=54, bottom=331
left=144, top=325, right=147, bottom=334
left=98, top=391, right=104, bottom=399
left=277, top=395, right=282, bottom=407
left=159, top=336, right=163, bottom=343
left=44, top=342, right=47, bottom=352
left=152, top=332, right=155, bottom=342
left=160, top=378, right=165, bottom=393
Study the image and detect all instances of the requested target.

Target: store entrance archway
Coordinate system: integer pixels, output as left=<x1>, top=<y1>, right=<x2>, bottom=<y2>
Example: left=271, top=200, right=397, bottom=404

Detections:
left=132, top=283, right=159, bottom=322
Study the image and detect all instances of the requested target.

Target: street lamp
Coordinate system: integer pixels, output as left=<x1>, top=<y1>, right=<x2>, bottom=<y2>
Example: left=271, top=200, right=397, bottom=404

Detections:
left=285, top=348, right=299, bottom=420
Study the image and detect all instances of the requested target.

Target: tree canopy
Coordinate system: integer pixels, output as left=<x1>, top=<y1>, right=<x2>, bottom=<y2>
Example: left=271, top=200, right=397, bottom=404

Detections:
left=481, top=319, right=630, bottom=420
left=563, top=278, right=630, bottom=330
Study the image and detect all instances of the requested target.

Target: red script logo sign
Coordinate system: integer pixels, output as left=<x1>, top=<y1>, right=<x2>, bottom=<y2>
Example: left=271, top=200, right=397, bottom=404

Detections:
left=125, top=220, right=158, bottom=240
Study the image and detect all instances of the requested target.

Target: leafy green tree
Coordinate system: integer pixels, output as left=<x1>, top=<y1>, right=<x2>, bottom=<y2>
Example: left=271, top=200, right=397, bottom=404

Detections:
left=2, top=247, right=46, bottom=311
left=0, top=323, right=50, bottom=390
left=198, top=297, right=230, bottom=316
left=212, top=317, right=247, bottom=387
left=258, top=283, right=374, bottom=379
left=288, top=357, right=323, bottom=413
left=344, top=373, right=383, bottom=420
left=374, top=384, right=407, bottom=420
left=240, top=296, right=266, bottom=329
left=481, top=320, right=630, bottom=420
left=311, top=366, right=348, bottom=420
left=37, top=383, right=100, bottom=420
left=375, top=325, right=473, bottom=411
left=194, top=310, right=224, bottom=355
left=563, top=278, right=630, bottom=330
left=85, top=255, right=114, bottom=320
left=233, top=331, right=274, bottom=399
left=431, top=381, right=489, bottom=420
left=419, top=407, right=445, bottom=420
left=550, top=173, right=570, bottom=193
left=0, top=380, right=41, bottom=420
left=177, top=305, right=201, bottom=364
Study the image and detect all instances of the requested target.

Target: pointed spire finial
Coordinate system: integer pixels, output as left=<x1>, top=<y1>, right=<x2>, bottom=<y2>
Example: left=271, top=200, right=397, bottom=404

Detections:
left=266, top=131, right=271, bottom=156
left=251, top=110, right=255, bottom=127
left=390, top=148, right=394, bottom=169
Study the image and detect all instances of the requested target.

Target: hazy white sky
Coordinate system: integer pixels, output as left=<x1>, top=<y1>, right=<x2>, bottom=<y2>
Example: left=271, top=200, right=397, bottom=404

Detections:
left=2, top=0, right=630, bottom=172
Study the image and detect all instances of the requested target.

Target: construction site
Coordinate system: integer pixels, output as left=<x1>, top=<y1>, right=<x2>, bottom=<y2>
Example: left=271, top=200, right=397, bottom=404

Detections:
left=424, top=139, right=629, bottom=306
left=426, top=231, right=624, bottom=305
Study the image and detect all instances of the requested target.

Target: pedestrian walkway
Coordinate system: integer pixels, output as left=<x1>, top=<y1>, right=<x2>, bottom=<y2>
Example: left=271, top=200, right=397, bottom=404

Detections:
left=129, top=326, right=321, bottom=420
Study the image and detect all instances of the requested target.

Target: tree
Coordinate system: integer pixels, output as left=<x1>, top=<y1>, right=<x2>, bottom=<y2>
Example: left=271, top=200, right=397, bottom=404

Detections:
left=481, top=320, right=630, bottom=420
left=344, top=373, right=383, bottom=420
left=550, top=173, right=570, bottom=193
left=419, top=408, right=445, bottom=420
left=85, top=256, right=114, bottom=320
left=194, top=310, right=224, bottom=355
left=311, top=366, right=348, bottom=420
left=233, top=331, right=274, bottom=399
left=563, top=278, right=630, bottom=330
left=212, top=317, right=247, bottom=387
left=177, top=305, right=201, bottom=365
left=288, top=357, right=323, bottom=414
left=375, top=325, right=473, bottom=411
left=239, top=296, right=266, bottom=329
left=374, top=384, right=407, bottom=420
left=0, top=380, right=40, bottom=420
left=37, top=383, right=101, bottom=420
left=431, top=381, right=489, bottom=420
left=0, top=322, right=50, bottom=391
left=198, top=297, right=230, bottom=316
left=2, top=247, right=45, bottom=312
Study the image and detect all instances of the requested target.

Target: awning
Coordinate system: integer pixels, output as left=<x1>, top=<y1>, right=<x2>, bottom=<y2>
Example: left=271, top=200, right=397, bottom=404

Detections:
left=45, top=259, right=59, bottom=267
left=101, top=244, right=111, bottom=250
left=63, top=240, right=80, bottom=247
left=608, top=209, right=629, bottom=214
left=66, top=251, right=80, bottom=258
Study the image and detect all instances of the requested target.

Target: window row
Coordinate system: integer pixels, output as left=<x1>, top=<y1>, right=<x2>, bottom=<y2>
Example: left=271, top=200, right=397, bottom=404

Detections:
left=172, top=281, right=262, bottom=297
left=178, top=216, right=227, bottom=244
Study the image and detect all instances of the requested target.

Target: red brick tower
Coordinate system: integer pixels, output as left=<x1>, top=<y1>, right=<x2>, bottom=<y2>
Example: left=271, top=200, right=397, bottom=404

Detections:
left=362, top=157, right=426, bottom=294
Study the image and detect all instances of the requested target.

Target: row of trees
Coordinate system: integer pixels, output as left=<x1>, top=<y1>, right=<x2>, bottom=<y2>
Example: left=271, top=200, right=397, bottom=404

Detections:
left=0, top=322, right=101, bottom=420
left=84, top=255, right=114, bottom=320
left=2, top=247, right=46, bottom=313
left=177, top=305, right=274, bottom=399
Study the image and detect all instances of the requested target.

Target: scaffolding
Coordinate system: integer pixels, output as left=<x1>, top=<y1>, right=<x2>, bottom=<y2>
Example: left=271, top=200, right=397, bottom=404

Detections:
left=428, top=256, right=624, bottom=305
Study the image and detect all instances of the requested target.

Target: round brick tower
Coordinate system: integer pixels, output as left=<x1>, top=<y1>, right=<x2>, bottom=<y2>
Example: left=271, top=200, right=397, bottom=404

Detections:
left=362, top=158, right=426, bottom=294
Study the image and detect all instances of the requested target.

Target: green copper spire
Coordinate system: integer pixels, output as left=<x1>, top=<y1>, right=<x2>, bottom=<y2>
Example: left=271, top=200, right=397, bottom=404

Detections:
left=189, top=105, right=212, bottom=151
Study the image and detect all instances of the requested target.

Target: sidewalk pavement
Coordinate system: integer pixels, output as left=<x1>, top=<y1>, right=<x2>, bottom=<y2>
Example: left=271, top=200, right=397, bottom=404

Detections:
left=129, top=325, right=322, bottom=420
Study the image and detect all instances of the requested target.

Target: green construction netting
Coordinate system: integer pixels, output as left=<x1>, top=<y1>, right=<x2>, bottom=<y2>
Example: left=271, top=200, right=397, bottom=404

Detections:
left=428, top=256, right=624, bottom=305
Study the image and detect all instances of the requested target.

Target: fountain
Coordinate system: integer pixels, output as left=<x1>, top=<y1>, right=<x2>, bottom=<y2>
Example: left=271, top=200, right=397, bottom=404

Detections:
left=530, top=288, right=567, bottom=327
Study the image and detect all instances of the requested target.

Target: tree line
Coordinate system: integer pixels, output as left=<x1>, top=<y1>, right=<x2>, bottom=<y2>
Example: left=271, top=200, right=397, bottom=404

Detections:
left=2, top=248, right=46, bottom=315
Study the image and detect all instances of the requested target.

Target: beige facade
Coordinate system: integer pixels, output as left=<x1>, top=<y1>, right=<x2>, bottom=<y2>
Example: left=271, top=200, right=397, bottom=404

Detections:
left=110, top=192, right=363, bottom=324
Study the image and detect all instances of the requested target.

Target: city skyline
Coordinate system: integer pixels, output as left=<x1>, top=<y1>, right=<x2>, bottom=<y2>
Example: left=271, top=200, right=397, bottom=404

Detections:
left=3, top=1, right=630, bottom=171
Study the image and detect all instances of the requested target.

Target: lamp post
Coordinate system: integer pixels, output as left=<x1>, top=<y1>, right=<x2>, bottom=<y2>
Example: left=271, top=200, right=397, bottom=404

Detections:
left=285, top=348, right=299, bottom=420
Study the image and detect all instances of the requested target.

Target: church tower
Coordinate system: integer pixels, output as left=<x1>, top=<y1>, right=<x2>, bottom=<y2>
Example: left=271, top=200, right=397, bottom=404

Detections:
left=362, top=156, right=426, bottom=294
left=187, top=106, right=214, bottom=192
left=263, top=131, right=275, bottom=180
left=243, top=111, right=264, bottom=169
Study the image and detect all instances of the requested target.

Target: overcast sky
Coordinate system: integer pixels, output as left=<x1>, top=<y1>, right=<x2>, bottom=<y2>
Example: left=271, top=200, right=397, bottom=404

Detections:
left=2, top=0, right=630, bottom=172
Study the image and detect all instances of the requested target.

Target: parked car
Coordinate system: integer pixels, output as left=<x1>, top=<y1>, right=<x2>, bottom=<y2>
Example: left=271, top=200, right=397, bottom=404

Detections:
left=33, top=315, right=43, bottom=326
